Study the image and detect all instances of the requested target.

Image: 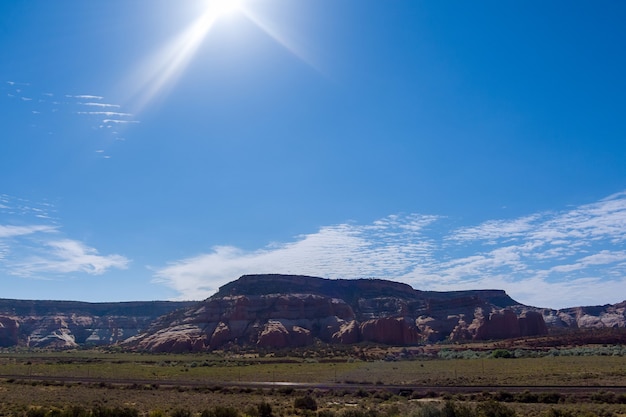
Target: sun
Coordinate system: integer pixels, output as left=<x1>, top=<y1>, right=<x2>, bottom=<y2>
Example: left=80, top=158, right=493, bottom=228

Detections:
left=206, top=0, right=242, bottom=19
left=124, top=0, right=316, bottom=113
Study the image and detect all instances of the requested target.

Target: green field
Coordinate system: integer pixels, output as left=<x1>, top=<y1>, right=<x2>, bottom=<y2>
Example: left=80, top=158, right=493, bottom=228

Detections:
left=1, top=350, right=625, bottom=386
left=0, top=349, right=625, bottom=417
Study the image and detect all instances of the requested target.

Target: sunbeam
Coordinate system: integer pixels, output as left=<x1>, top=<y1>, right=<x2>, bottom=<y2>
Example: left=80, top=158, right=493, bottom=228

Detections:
left=239, top=4, right=322, bottom=75
left=125, top=0, right=243, bottom=112
left=124, top=0, right=319, bottom=113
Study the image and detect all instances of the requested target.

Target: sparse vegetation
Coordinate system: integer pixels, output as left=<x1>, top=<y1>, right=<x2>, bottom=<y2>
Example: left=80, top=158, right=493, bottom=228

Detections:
left=0, top=348, right=625, bottom=416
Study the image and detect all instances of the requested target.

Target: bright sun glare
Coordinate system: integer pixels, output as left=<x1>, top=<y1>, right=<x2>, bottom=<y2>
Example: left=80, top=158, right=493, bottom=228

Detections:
left=125, top=0, right=314, bottom=113
left=207, top=0, right=242, bottom=18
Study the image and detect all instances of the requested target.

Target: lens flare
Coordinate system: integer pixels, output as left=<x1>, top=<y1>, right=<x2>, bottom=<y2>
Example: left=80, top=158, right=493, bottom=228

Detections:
left=208, top=0, right=241, bottom=18
left=124, top=0, right=317, bottom=113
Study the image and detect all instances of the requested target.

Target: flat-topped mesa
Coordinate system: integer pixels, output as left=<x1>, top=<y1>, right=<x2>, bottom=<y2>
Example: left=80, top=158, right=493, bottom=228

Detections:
left=424, top=289, right=518, bottom=312
left=214, top=274, right=421, bottom=301
left=125, top=274, right=550, bottom=352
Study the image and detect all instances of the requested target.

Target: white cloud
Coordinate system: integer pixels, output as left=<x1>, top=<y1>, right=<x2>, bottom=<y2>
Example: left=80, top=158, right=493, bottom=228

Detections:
left=449, top=215, right=540, bottom=243
left=0, top=224, right=57, bottom=239
left=8, top=239, right=129, bottom=277
left=102, top=119, right=140, bottom=124
left=3, top=82, right=137, bottom=152
left=154, top=192, right=626, bottom=308
left=66, top=94, right=104, bottom=100
left=79, top=102, right=120, bottom=108
left=1, top=195, right=129, bottom=280
left=77, top=111, right=133, bottom=117
left=153, top=214, right=439, bottom=300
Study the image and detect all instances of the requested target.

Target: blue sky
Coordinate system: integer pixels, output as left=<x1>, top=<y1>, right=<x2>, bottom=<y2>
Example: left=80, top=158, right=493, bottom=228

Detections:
left=1, top=1, right=625, bottom=309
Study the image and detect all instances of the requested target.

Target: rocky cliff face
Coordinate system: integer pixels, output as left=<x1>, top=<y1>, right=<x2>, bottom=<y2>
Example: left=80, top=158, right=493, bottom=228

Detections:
left=124, top=274, right=553, bottom=352
left=0, top=299, right=195, bottom=348
left=542, top=301, right=626, bottom=329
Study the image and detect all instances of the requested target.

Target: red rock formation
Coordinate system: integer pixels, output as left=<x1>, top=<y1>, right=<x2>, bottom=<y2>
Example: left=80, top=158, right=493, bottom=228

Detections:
left=0, top=316, right=20, bottom=347
left=464, top=309, right=549, bottom=341
left=209, top=322, right=232, bottom=349
left=1, top=275, right=596, bottom=351
left=257, top=321, right=290, bottom=348
left=331, top=320, right=359, bottom=344
left=0, top=300, right=193, bottom=349
left=126, top=276, right=558, bottom=350
left=256, top=321, right=312, bottom=348
left=519, top=311, right=548, bottom=336
left=360, top=317, right=420, bottom=345
left=474, top=309, right=521, bottom=340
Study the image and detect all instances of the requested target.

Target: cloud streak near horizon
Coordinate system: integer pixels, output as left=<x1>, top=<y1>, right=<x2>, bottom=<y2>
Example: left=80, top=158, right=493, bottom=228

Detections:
left=154, top=192, right=626, bottom=309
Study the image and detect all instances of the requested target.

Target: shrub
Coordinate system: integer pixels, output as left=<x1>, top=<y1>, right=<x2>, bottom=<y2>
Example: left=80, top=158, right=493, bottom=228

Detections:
left=591, top=391, right=617, bottom=404
left=279, top=387, right=294, bottom=395
left=538, top=393, right=562, bottom=404
left=26, top=408, right=47, bottom=417
left=93, top=406, right=139, bottom=417
left=63, top=406, right=90, bottom=417
left=474, top=401, right=516, bottom=417
left=412, top=404, right=441, bottom=417
left=515, top=390, right=538, bottom=403
left=340, top=410, right=379, bottom=417
left=257, top=402, right=273, bottom=417
left=543, top=409, right=574, bottom=417
left=354, top=389, right=370, bottom=398
left=201, top=406, right=240, bottom=417
left=442, top=401, right=475, bottom=417
left=294, top=395, right=318, bottom=411
left=492, top=392, right=514, bottom=403
left=170, top=409, right=192, bottom=417
left=491, top=350, right=512, bottom=359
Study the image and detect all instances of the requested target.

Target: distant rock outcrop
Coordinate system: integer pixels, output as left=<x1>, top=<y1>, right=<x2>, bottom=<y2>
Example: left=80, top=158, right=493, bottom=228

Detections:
left=0, top=299, right=195, bottom=348
left=542, top=301, right=626, bottom=329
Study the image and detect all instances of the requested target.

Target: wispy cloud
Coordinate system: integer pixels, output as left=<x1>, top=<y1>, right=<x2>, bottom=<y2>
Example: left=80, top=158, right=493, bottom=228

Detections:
left=8, top=239, right=129, bottom=277
left=102, top=119, right=140, bottom=124
left=79, top=102, right=121, bottom=108
left=0, top=195, right=129, bottom=279
left=66, top=94, right=104, bottom=100
left=0, top=224, right=57, bottom=239
left=77, top=111, right=133, bottom=117
left=154, top=192, right=626, bottom=308
left=3, top=81, right=139, bottom=158
left=0, top=194, right=56, bottom=221
left=153, top=214, right=440, bottom=300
